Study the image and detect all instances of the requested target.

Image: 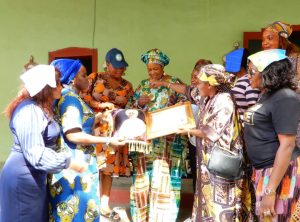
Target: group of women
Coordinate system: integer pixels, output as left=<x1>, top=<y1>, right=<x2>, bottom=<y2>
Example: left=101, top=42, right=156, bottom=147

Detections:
left=1, top=20, right=300, bottom=222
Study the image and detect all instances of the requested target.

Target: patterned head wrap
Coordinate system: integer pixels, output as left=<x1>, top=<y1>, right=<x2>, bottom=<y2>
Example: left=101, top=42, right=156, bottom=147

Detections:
left=198, top=64, right=228, bottom=86
left=141, top=48, right=170, bottom=66
left=50, top=59, right=82, bottom=85
left=265, top=21, right=292, bottom=39
left=248, top=49, right=287, bottom=72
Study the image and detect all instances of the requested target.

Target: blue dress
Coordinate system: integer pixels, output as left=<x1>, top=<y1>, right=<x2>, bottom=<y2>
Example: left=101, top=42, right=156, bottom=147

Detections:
left=0, top=99, right=70, bottom=222
left=48, top=88, right=100, bottom=222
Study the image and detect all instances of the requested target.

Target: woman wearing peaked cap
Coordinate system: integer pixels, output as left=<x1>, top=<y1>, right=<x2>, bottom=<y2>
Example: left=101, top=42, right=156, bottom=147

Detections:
left=126, top=48, right=188, bottom=222
left=48, top=59, right=125, bottom=222
left=82, top=48, right=134, bottom=217
left=0, top=65, right=87, bottom=222
left=244, top=49, right=300, bottom=221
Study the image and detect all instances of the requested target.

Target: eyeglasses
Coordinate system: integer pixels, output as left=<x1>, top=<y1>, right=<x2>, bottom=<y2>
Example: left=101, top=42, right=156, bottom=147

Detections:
left=248, top=68, right=259, bottom=77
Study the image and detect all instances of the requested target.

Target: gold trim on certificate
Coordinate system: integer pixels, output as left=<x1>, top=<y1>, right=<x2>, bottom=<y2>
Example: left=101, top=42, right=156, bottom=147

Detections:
left=146, top=101, right=196, bottom=140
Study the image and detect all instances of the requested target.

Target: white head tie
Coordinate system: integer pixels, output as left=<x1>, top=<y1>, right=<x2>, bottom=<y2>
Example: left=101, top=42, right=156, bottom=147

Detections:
left=20, top=64, right=56, bottom=96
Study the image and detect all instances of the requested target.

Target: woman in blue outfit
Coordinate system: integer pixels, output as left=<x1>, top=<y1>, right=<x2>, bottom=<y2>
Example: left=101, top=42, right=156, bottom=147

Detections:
left=49, top=59, right=125, bottom=222
left=0, top=65, right=88, bottom=222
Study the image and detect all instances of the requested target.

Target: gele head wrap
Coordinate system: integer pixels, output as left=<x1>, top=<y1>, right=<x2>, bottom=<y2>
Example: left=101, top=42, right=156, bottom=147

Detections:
left=20, top=64, right=56, bottom=96
left=50, top=59, right=82, bottom=85
left=265, top=21, right=292, bottom=39
left=248, top=49, right=287, bottom=72
left=141, top=48, right=170, bottom=66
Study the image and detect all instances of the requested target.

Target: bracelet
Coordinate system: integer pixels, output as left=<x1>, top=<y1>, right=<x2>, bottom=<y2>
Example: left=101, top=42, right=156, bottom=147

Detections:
left=264, top=187, right=276, bottom=196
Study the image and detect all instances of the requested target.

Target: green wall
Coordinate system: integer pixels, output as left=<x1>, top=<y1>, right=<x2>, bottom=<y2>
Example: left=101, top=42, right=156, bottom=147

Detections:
left=0, top=0, right=299, bottom=163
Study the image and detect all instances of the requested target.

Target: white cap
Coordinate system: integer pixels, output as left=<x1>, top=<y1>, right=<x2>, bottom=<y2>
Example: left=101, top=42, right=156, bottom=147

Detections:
left=20, top=65, right=56, bottom=96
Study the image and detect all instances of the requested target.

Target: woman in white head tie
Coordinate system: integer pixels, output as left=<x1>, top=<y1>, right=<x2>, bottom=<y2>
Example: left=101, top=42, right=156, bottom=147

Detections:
left=0, top=65, right=88, bottom=222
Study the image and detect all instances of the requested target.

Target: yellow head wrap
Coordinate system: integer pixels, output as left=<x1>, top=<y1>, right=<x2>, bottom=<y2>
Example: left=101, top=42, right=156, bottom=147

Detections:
left=199, top=72, right=219, bottom=86
left=198, top=64, right=227, bottom=86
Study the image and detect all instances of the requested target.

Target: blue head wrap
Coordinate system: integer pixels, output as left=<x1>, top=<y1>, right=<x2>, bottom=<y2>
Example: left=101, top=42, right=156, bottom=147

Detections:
left=225, top=48, right=245, bottom=73
left=50, top=59, right=82, bottom=85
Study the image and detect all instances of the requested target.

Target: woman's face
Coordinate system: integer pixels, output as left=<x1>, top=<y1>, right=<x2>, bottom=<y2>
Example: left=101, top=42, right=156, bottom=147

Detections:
left=146, top=63, right=164, bottom=81
left=52, top=71, right=63, bottom=99
left=197, top=80, right=211, bottom=97
left=73, top=66, right=89, bottom=92
left=247, top=62, right=263, bottom=89
left=106, top=62, right=126, bottom=79
left=262, top=29, right=280, bottom=50
left=191, top=69, right=199, bottom=86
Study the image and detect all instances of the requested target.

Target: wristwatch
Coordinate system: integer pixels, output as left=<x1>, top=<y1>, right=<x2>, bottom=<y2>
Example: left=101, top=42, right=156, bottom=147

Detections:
left=264, top=187, right=276, bottom=196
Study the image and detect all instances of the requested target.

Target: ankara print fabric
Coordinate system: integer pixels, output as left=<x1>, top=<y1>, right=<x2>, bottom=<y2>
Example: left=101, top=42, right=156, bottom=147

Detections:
left=191, top=92, right=253, bottom=222
left=49, top=88, right=100, bottom=222
left=82, top=72, right=134, bottom=177
left=126, top=74, right=188, bottom=222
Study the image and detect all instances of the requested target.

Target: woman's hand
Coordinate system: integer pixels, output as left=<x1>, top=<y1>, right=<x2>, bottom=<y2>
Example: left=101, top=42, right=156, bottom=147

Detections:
left=108, top=137, right=126, bottom=146
left=68, top=159, right=88, bottom=173
left=259, top=195, right=276, bottom=219
left=99, top=102, right=115, bottom=110
left=138, top=95, right=152, bottom=107
left=176, top=127, right=190, bottom=135
left=150, top=81, right=166, bottom=88
left=115, top=96, right=127, bottom=106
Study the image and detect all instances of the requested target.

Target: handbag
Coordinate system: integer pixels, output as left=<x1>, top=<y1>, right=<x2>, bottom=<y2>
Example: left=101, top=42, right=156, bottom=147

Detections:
left=206, top=100, right=244, bottom=180
left=207, top=145, right=244, bottom=180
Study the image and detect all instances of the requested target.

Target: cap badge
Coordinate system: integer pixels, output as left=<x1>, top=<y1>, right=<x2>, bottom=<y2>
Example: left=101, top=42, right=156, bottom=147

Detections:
left=115, top=54, right=123, bottom=61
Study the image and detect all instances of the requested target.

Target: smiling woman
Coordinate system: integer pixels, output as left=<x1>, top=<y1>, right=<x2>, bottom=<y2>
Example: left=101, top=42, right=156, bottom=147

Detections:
left=81, top=48, right=134, bottom=218
left=48, top=59, right=125, bottom=222
left=262, top=21, right=300, bottom=82
left=244, top=49, right=300, bottom=221
left=126, top=48, right=188, bottom=222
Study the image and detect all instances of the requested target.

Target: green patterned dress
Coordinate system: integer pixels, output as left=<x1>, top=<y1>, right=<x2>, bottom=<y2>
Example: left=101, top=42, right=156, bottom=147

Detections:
left=126, top=74, right=188, bottom=222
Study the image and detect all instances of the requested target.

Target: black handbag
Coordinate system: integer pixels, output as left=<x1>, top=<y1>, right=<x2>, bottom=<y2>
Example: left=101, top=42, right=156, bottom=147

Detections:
left=207, top=145, right=244, bottom=180
left=206, top=101, right=245, bottom=181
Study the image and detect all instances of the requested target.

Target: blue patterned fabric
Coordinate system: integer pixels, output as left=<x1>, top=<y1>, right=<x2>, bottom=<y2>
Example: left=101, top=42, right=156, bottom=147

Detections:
left=49, top=88, right=100, bottom=222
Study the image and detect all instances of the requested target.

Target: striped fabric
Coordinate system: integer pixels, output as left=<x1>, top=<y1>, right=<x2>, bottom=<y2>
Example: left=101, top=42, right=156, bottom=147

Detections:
left=231, top=75, right=260, bottom=119
left=11, top=99, right=70, bottom=173
left=130, top=136, right=186, bottom=222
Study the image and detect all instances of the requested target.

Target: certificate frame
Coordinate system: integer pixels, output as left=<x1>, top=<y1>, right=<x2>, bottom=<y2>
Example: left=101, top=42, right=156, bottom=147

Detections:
left=146, top=101, right=196, bottom=140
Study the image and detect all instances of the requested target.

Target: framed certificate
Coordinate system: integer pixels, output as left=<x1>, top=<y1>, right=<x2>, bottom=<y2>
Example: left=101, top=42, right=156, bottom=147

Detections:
left=146, top=101, right=196, bottom=140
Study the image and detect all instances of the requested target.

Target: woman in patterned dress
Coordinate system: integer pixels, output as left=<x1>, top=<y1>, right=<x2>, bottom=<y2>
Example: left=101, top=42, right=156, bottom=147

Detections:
left=126, top=48, right=188, bottom=222
left=149, top=58, right=213, bottom=192
left=82, top=48, right=134, bottom=216
left=177, top=64, right=252, bottom=222
left=48, top=59, right=125, bottom=222
left=0, top=65, right=87, bottom=222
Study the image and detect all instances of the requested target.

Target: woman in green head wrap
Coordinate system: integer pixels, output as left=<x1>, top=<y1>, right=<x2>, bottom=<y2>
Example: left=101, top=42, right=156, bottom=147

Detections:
left=126, top=48, right=188, bottom=222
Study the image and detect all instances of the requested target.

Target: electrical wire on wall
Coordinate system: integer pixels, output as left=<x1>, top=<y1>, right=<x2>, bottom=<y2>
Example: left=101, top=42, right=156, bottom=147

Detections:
left=92, top=0, right=97, bottom=48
